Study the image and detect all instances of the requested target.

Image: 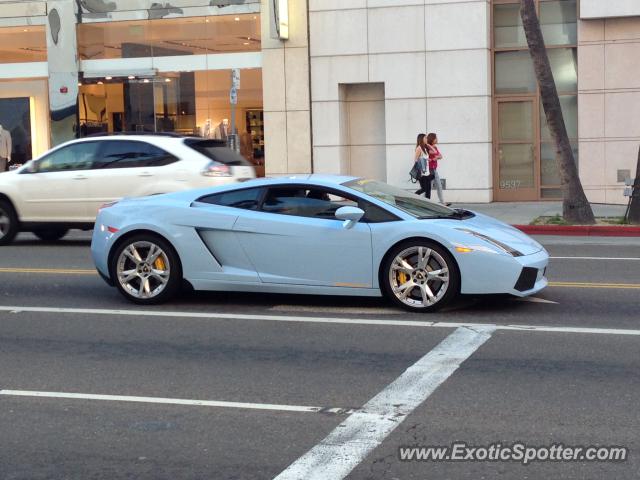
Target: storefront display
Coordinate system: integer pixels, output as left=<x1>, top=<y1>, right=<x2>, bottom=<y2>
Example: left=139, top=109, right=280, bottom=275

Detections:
left=0, top=97, right=32, bottom=168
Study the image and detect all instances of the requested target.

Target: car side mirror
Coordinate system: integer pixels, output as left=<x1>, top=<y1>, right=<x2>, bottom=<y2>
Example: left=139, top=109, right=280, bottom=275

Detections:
left=24, top=161, right=38, bottom=173
left=335, top=206, right=364, bottom=229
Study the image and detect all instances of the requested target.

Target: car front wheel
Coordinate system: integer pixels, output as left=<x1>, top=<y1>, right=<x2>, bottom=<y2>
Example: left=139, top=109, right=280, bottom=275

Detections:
left=111, top=234, right=182, bottom=304
left=0, top=199, right=19, bottom=246
left=382, top=240, right=460, bottom=312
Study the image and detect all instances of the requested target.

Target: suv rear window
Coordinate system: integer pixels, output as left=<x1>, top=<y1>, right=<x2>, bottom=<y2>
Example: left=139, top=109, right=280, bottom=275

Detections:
left=184, top=139, right=251, bottom=166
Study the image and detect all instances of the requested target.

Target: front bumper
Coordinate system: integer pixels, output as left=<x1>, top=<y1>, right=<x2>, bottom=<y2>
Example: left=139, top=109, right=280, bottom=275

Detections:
left=459, top=247, right=549, bottom=296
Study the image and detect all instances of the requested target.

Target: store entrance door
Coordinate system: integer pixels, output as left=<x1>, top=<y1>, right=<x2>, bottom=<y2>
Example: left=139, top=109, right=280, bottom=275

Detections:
left=493, top=98, right=538, bottom=202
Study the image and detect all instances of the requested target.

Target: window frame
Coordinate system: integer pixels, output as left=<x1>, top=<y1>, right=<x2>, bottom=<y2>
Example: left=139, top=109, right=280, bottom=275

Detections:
left=196, top=186, right=267, bottom=211
left=92, top=140, right=179, bottom=170
left=259, top=184, right=401, bottom=223
left=195, top=183, right=401, bottom=223
left=34, top=141, right=102, bottom=173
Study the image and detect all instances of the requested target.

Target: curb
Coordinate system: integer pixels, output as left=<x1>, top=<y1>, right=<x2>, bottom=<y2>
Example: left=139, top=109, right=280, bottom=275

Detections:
left=513, top=224, right=640, bottom=237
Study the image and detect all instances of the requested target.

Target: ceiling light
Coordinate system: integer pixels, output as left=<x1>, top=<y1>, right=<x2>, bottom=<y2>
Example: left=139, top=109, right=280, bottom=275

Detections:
left=23, top=29, right=28, bottom=32
left=97, top=81, right=103, bottom=85
left=143, top=79, right=150, bottom=83
left=243, top=42, right=249, bottom=46
left=234, top=17, right=240, bottom=21
left=105, top=76, right=112, bottom=80
left=128, top=75, right=135, bottom=79
left=165, top=78, right=171, bottom=82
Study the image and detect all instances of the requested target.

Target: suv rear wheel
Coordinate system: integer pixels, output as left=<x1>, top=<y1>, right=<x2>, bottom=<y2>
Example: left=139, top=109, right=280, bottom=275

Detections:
left=34, top=227, right=69, bottom=242
left=0, top=199, right=19, bottom=246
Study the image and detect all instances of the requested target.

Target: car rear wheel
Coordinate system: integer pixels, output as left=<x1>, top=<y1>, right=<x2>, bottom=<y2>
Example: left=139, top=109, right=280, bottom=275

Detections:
left=34, top=227, right=69, bottom=242
left=381, top=240, right=459, bottom=312
left=111, top=234, right=182, bottom=304
left=0, top=199, right=19, bottom=246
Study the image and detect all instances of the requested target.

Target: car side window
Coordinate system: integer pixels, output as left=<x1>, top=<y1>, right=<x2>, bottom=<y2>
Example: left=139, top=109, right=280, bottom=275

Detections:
left=261, top=187, right=359, bottom=219
left=37, top=142, right=99, bottom=173
left=94, top=141, right=177, bottom=169
left=198, top=187, right=264, bottom=210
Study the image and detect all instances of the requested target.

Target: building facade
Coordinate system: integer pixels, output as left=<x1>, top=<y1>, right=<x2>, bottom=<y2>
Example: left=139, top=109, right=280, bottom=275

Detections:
left=0, top=0, right=638, bottom=204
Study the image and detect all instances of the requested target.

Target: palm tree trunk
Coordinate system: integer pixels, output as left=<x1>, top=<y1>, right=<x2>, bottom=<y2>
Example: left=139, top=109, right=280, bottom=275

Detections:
left=520, top=0, right=595, bottom=224
left=627, top=146, right=640, bottom=224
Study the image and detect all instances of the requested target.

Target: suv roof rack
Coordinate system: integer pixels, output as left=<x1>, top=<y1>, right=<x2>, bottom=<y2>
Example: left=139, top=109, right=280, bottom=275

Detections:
left=84, top=131, right=189, bottom=138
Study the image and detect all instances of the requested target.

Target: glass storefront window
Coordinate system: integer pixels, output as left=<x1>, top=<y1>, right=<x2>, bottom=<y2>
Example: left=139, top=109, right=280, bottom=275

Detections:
left=499, top=102, right=533, bottom=142
left=540, top=0, right=577, bottom=46
left=78, top=14, right=261, bottom=60
left=0, top=26, right=46, bottom=63
left=78, top=68, right=264, bottom=171
left=540, top=95, right=577, bottom=141
left=495, top=50, right=536, bottom=94
left=540, top=141, right=578, bottom=187
left=548, top=47, right=577, bottom=93
left=494, top=4, right=527, bottom=49
left=499, top=144, right=535, bottom=189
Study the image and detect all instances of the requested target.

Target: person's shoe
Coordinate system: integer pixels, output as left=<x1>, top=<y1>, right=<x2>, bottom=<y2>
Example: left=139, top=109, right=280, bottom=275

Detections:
left=444, top=202, right=452, bottom=206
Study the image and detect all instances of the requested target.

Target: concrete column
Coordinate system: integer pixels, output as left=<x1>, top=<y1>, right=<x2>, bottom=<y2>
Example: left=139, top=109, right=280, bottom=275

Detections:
left=261, top=0, right=312, bottom=176
left=46, top=0, right=79, bottom=146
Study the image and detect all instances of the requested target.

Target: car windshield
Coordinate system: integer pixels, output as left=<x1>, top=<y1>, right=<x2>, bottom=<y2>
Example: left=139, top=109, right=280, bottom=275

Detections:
left=343, top=178, right=459, bottom=219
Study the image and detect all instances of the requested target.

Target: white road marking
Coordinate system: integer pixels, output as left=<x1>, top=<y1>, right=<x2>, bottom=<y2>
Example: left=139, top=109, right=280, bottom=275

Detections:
left=1, top=305, right=639, bottom=336
left=551, top=256, right=640, bottom=261
left=0, top=390, right=353, bottom=414
left=274, top=326, right=494, bottom=480
left=515, top=296, right=559, bottom=304
left=270, top=305, right=401, bottom=315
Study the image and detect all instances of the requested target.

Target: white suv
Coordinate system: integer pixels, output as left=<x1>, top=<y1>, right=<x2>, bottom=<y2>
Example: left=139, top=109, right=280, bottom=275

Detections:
left=0, top=134, right=255, bottom=245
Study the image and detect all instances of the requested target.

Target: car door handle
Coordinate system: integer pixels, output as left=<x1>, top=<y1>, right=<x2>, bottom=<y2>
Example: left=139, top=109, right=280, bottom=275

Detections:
left=138, top=171, right=153, bottom=177
left=72, top=174, right=88, bottom=180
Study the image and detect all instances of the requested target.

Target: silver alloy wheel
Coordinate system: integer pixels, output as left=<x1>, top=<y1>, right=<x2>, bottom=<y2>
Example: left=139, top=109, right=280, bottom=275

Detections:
left=0, top=208, right=9, bottom=239
left=116, top=241, right=171, bottom=300
left=389, top=246, right=450, bottom=308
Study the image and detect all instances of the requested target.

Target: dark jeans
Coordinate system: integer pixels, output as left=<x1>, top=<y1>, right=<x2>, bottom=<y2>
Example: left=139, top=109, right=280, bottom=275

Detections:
left=415, top=173, right=434, bottom=198
left=0, top=157, right=7, bottom=172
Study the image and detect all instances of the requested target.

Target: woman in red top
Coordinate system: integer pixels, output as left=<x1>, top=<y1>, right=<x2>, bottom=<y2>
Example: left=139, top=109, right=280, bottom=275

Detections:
left=426, top=133, right=447, bottom=205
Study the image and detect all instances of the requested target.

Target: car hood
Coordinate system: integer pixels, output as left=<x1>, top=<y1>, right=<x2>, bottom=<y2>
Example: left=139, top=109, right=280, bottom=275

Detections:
left=453, top=211, right=543, bottom=255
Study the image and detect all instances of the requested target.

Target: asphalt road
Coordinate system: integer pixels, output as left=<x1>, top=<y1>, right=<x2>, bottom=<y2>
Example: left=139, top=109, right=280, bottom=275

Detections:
left=0, top=232, right=639, bottom=479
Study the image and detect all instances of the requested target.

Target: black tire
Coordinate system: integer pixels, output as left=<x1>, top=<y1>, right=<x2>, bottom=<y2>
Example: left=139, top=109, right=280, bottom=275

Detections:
left=33, top=227, right=69, bottom=242
left=110, top=233, right=182, bottom=305
left=0, top=199, right=19, bottom=246
left=381, top=239, right=460, bottom=312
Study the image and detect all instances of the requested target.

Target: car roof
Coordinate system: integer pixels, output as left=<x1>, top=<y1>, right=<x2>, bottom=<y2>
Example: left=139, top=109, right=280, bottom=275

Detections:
left=65, top=135, right=195, bottom=147
left=232, top=174, right=360, bottom=188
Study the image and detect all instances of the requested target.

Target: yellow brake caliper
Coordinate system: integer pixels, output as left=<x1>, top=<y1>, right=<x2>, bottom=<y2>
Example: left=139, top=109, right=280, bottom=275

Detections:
left=154, top=256, right=166, bottom=270
left=398, top=271, right=408, bottom=285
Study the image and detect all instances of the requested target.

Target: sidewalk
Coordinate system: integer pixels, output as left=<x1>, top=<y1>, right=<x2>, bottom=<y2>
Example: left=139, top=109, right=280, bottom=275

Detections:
left=455, top=202, right=627, bottom=225
left=455, top=202, right=639, bottom=237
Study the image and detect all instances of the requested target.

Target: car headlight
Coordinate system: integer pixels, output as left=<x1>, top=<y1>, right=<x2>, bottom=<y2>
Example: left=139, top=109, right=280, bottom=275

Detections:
left=455, top=228, right=523, bottom=257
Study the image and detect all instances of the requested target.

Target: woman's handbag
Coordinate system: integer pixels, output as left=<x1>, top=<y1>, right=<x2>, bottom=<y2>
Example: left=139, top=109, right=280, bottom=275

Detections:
left=409, top=162, right=421, bottom=183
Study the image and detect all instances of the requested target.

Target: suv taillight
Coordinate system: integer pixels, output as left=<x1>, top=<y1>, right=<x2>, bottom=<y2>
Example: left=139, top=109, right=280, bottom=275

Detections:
left=202, top=161, right=232, bottom=177
left=99, top=201, right=118, bottom=210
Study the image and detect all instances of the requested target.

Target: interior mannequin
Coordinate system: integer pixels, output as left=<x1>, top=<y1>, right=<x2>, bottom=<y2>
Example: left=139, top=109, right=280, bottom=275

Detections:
left=213, top=118, right=230, bottom=141
left=0, top=124, right=11, bottom=172
left=203, top=119, right=212, bottom=139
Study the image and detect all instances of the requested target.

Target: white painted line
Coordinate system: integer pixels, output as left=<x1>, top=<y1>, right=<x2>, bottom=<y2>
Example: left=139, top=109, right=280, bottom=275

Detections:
left=270, top=305, right=401, bottom=315
left=551, top=256, right=640, bottom=261
left=0, top=390, right=352, bottom=414
left=1, top=305, right=639, bottom=336
left=515, top=296, right=559, bottom=305
left=274, top=326, right=494, bottom=480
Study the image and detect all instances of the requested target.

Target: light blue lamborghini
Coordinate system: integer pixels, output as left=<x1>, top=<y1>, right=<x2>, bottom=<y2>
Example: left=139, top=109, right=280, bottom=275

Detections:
left=91, top=175, right=549, bottom=312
